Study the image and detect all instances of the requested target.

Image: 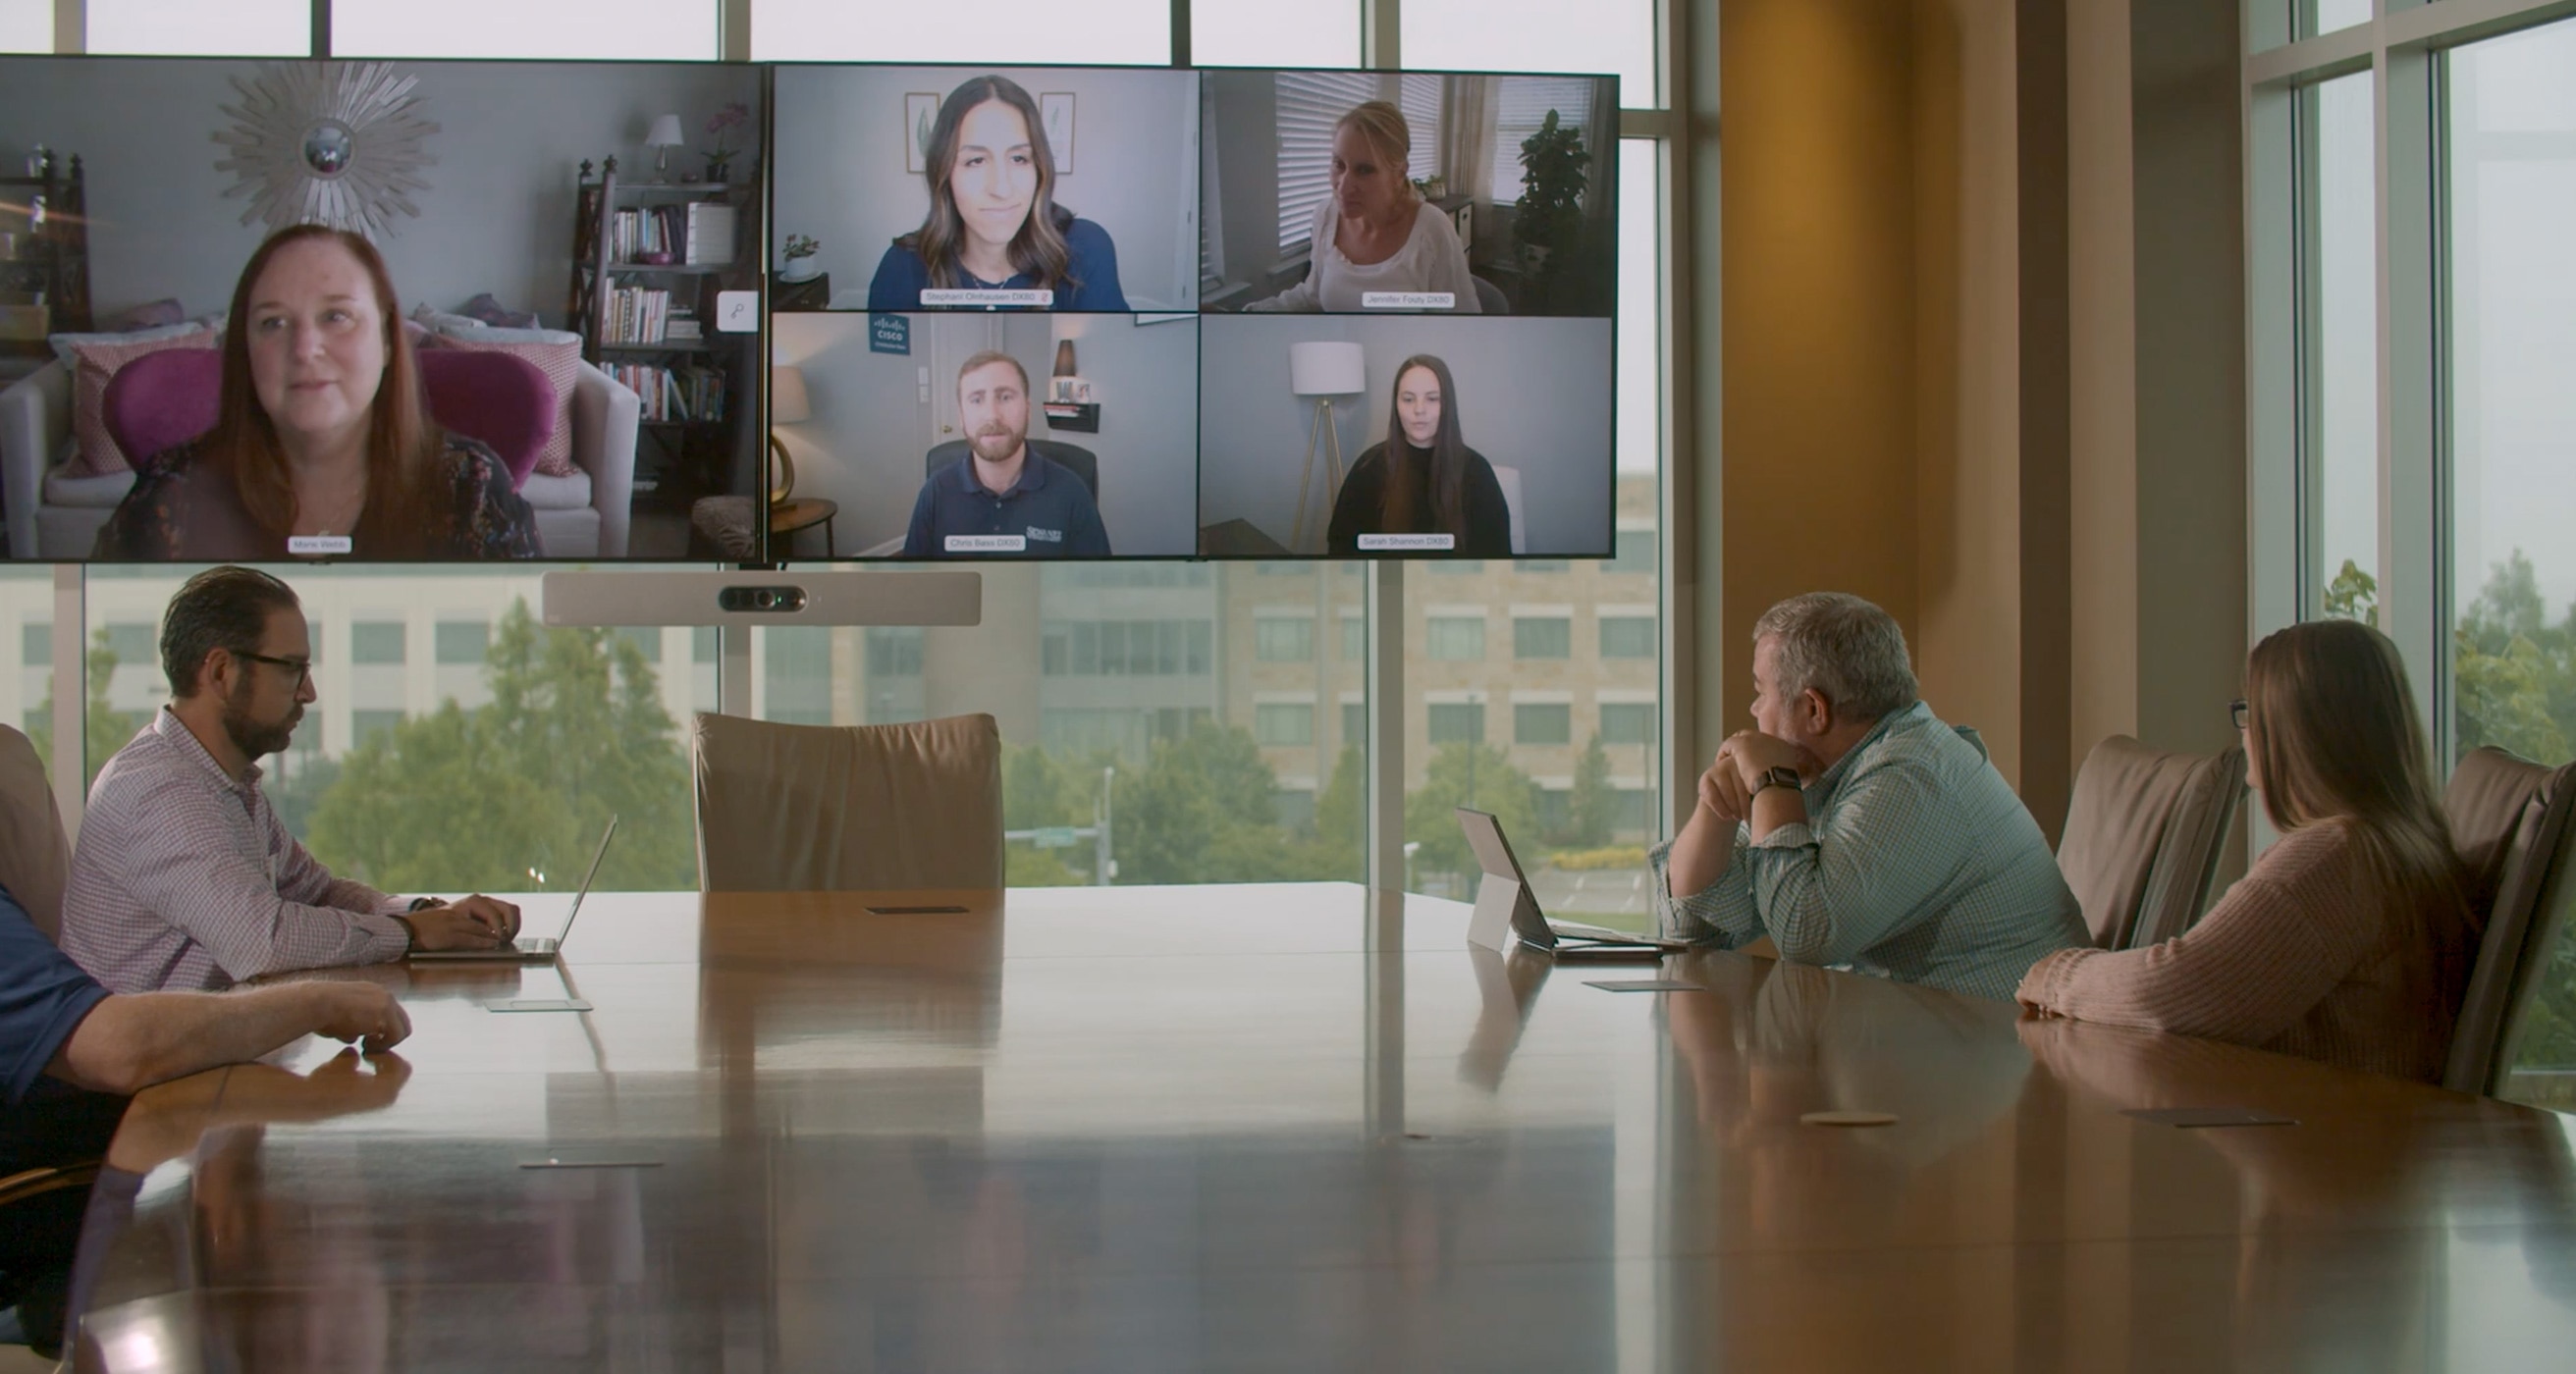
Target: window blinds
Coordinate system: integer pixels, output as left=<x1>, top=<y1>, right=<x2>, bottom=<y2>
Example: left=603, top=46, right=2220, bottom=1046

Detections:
left=1491, top=77, right=1595, bottom=206
left=1398, top=73, right=1444, bottom=185
left=1275, top=71, right=1381, bottom=254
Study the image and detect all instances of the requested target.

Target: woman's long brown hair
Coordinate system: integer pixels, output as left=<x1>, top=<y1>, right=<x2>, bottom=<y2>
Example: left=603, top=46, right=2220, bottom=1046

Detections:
left=1377, top=355, right=1470, bottom=538
left=210, top=224, right=446, bottom=555
left=2244, top=618, right=2478, bottom=985
left=902, top=75, right=1077, bottom=292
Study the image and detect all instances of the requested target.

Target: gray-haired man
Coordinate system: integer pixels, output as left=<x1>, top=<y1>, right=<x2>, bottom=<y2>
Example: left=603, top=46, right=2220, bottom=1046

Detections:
left=1653, top=592, right=2083, bottom=1000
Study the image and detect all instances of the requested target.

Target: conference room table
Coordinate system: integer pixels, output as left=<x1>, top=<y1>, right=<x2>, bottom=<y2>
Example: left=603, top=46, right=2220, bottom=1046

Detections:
left=64, top=883, right=2576, bottom=1371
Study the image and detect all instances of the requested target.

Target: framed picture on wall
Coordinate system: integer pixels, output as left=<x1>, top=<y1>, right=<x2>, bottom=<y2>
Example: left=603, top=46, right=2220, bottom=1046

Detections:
left=904, top=92, right=938, bottom=174
left=1041, top=91, right=1074, bottom=174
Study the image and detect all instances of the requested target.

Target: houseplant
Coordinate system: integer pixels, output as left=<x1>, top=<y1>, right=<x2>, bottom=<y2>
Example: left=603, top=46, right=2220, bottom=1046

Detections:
left=702, top=102, right=751, bottom=183
left=781, top=234, right=822, bottom=283
left=1512, top=109, right=1590, bottom=304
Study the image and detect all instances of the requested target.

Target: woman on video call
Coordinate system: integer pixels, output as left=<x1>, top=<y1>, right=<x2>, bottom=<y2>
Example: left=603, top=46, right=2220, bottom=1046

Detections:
left=94, top=225, right=541, bottom=560
left=1327, top=354, right=1512, bottom=555
left=1249, top=100, right=1480, bottom=314
left=868, top=74, right=1129, bottom=311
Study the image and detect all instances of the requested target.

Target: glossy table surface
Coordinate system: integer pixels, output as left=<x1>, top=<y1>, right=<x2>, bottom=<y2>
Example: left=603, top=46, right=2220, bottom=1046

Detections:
left=69, top=884, right=2576, bottom=1372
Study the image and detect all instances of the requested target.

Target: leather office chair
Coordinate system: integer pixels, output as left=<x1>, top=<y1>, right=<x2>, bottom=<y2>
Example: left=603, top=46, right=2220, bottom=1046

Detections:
left=0, top=725, right=70, bottom=944
left=2057, top=735, right=2248, bottom=950
left=2442, top=749, right=2576, bottom=1096
left=688, top=712, right=1003, bottom=891
left=923, top=438, right=1099, bottom=500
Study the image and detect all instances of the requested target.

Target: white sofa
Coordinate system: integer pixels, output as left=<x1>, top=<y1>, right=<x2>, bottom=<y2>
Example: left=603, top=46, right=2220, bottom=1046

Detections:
left=0, top=359, right=640, bottom=559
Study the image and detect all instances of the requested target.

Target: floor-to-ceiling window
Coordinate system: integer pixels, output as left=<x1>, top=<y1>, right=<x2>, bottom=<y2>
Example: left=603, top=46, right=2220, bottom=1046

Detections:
left=2444, top=13, right=2576, bottom=1109
left=2254, top=0, right=2576, bottom=1110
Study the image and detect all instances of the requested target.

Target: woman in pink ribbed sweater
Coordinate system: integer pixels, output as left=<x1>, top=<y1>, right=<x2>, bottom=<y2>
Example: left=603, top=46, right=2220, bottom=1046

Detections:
left=2016, top=619, right=2478, bottom=1082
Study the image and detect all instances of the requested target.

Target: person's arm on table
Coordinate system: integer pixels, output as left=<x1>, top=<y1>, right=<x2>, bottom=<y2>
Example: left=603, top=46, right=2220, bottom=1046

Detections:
left=115, top=819, right=408, bottom=978
left=2016, top=832, right=2369, bottom=1044
left=1722, top=731, right=1953, bottom=967
left=1649, top=757, right=1765, bottom=946
left=44, top=981, right=409, bottom=1096
left=273, top=825, right=404, bottom=918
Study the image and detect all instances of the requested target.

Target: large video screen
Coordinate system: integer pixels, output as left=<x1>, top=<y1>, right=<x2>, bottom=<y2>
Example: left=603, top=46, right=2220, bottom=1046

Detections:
left=1, top=55, right=767, bottom=563
left=767, top=64, right=1618, bottom=561
left=0, top=57, right=1616, bottom=565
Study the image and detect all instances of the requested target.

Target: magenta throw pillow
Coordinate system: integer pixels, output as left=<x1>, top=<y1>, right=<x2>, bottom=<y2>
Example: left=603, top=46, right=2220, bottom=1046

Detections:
left=418, top=349, right=553, bottom=488
left=419, top=333, right=582, bottom=478
left=104, top=345, right=557, bottom=489
left=68, top=330, right=220, bottom=476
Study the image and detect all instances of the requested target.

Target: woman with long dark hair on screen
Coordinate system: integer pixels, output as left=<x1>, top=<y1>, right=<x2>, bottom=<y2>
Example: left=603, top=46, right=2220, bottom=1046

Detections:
left=1327, top=354, right=1511, bottom=556
left=2017, top=618, right=2479, bottom=1082
left=867, top=75, right=1128, bottom=311
left=94, top=225, right=540, bottom=560
left=1247, top=99, right=1479, bottom=314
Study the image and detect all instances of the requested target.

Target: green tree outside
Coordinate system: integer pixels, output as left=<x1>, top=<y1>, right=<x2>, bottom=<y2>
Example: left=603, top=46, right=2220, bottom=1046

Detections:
left=2451, top=551, right=2576, bottom=1086
left=1563, top=732, right=1617, bottom=847
left=304, top=599, right=696, bottom=894
left=26, top=629, right=147, bottom=794
left=1403, top=741, right=1538, bottom=889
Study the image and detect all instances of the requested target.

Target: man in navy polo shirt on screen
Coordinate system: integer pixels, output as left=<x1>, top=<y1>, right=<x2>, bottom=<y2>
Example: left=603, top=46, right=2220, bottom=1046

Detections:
left=900, top=350, right=1112, bottom=558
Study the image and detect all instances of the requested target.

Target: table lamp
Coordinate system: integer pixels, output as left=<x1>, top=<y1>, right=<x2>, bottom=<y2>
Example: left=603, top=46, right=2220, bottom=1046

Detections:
left=646, top=114, right=684, bottom=178
left=1288, top=341, right=1366, bottom=552
left=769, top=365, right=810, bottom=506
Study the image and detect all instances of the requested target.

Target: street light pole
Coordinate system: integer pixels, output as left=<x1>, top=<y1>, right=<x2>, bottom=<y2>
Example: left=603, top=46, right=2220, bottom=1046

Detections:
left=1095, top=765, right=1116, bottom=885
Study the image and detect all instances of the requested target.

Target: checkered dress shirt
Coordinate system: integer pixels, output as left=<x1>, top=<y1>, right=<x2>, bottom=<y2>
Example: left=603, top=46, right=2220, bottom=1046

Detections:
left=1649, top=701, right=2087, bottom=1002
left=59, top=709, right=410, bottom=993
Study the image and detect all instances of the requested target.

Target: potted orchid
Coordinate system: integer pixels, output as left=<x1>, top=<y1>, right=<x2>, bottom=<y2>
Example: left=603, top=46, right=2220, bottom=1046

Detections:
left=702, top=102, right=751, bottom=183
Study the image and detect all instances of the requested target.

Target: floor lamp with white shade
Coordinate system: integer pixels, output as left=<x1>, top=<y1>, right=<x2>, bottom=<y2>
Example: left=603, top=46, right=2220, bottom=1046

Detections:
left=1288, top=341, right=1366, bottom=553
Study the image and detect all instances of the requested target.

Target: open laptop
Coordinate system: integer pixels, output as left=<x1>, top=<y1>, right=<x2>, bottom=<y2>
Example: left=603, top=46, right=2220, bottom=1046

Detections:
left=1457, top=807, right=1689, bottom=961
left=409, top=816, right=617, bottom=964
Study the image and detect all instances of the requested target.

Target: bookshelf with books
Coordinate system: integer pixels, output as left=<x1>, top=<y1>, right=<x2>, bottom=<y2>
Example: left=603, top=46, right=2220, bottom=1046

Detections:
left=0, top=150, right=91, bottom=381
left=567, top=155, right=755, bottom=507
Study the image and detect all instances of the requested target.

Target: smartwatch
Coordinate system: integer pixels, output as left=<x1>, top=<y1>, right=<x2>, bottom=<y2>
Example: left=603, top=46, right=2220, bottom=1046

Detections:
left=1753, top=765, right=1803, bottom=797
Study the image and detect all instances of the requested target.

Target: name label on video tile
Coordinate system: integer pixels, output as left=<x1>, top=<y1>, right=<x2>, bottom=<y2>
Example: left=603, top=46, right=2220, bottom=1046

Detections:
left=288, top=535, right=353, bottom=555
left=921, top=289, right=1055, bottom=308
left=1358, top=533, right=1457, bottom=552
left=946, top=535, right=1028, bottom=554
left=1362, top=291, right=1456, bottom=310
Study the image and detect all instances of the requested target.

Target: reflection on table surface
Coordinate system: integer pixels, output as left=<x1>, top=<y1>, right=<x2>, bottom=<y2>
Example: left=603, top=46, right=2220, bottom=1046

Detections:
left=71, top=883, right=2576, bottom=1372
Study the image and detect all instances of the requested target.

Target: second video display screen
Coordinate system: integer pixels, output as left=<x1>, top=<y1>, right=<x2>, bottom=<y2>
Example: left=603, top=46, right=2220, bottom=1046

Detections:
left=767, top=63, right=1619, bottom=561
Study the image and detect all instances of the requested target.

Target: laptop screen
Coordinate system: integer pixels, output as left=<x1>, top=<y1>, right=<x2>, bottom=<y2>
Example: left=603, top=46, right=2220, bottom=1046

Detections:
left=555, top=816, right=619, bottom=941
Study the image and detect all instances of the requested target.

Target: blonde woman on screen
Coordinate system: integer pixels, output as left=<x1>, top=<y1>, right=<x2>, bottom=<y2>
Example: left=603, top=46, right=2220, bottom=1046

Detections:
left=2016, top=618, right=2478, bottom=1083
left=1248, top=100, right=1481, bottom=314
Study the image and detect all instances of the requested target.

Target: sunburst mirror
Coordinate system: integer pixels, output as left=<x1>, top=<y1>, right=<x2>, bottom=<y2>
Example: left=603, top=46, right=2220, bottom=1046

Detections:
left=212, top=62, right=440, bottom=240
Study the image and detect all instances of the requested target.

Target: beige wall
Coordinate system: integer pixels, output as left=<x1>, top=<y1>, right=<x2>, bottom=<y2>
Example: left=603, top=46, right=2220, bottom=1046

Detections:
left=1708, top=0, right=2239, bottom=832
left=1911, top=0, right=2026, bottom=790
left=2067, top=0, right=2143, bottom=762
left=1717, top=0, right=1923, bottom=739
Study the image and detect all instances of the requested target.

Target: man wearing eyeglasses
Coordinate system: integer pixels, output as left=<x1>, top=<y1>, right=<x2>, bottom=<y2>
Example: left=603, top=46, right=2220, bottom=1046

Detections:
left=59, top=566, right=520, bottom=993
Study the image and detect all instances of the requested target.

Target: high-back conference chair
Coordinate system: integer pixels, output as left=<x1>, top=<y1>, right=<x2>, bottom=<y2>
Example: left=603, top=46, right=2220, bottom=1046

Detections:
left=689, top=712, right=1003, bottom=892
left=2442, top=748, right=2576, bottom=1096
left=0, top=724, right=70, bottom=943
left=2057, top=735, right=2247, bottom=950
